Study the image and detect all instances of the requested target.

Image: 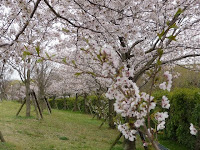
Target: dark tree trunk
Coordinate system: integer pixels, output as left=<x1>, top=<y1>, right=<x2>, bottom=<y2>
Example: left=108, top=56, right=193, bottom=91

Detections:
left=25, top=66, right=31, bottom=117
left=0, top=86, right=6, bottom=100
left=37, top=62, right=46, bottom=110
left=63, top=95, right=67, bottom=110
left=73, top=93, right=78, bottom=111
left=0, top=131, right=5, bottom=142
left=109, top=99, right=115, bottom=129
left=96, top=92, right=102, bottom=119
left=124, top=138, right=136, bottom=150
left=83, top=93, right=89, bottom=113
left=52, top=95, right=56, bottom=108
left=38, top=86, right=45, bottom=110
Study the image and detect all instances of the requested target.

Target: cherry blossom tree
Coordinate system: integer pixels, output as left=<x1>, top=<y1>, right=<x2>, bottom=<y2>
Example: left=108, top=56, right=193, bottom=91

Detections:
left=0, top=0, right=200, bottom=149
left=46, top=62, right=105, bottom=109
left=6, top=80, right=25, bottom=101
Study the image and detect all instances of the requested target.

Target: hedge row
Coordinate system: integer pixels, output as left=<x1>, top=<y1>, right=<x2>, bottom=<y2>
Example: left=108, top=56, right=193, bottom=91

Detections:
left=49, top=96, right=84, bottom=111
left=49, top=94, right=108, bottom=113
left=153, top=88, right=200, bottom=149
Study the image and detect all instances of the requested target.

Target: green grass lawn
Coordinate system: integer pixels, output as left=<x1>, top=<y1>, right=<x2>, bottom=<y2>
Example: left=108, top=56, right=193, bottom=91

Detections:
left=0, top=101, right=127, bottom=150
left=0, top=101, right=188, bottom=150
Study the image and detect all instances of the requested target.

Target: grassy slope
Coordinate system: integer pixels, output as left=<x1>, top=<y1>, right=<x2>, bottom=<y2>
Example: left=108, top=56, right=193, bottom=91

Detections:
left=0, top=101, right=188, bottom=150
left=0, top=101, right=124, bottom=150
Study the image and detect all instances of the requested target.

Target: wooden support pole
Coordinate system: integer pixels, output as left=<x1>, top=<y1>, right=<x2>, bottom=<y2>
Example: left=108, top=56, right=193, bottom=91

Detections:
left=99, top=116, right=108, bottom=129
left=110, top=133, right=122, bottom=150
left=44, top=96, right=52, bottom=114
left=31, top=91, right=43, bottom=119
left=0, top=131, right=5, bottom=142
left=16, top=98, right=26, bottom=116
left=32, top=96, right=39, bottom=120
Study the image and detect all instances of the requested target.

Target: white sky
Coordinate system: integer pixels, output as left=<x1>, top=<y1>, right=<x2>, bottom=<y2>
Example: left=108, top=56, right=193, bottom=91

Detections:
left=10, top=70, right=20, bottom=80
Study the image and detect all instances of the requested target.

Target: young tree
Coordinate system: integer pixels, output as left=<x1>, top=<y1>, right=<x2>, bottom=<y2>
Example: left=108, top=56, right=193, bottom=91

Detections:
left=8, top=52, right=37, bottom=117
left=33, top=60, right=53, bottom=110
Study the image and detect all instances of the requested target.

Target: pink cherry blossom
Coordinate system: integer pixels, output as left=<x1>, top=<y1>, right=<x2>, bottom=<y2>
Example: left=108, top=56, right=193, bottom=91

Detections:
left=190, top=123, right=198, bottom=135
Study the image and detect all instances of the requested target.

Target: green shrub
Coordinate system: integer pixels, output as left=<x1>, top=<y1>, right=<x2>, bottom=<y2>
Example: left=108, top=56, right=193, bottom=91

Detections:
left=49, top=97, right=78, bottom=110
left=48, top=94, right=107, bottom=113
left=153, top=88, right=200, bottom=149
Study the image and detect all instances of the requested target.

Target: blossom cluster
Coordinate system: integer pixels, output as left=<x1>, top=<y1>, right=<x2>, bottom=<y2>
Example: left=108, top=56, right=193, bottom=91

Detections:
left=190, top=123, right=198, bottom=135
left=118, top=123, right=137, bottom=141
left=155, top=112, right=169, bottom=130
left=101, top=48, right=120, bottom=76
left=106, top=76, right=140, bottom=117
left=161, top=96, right=170, bottom=109
left=159, top=71, right=172, bottom=91
left=105, top=67, right=172, bottom=141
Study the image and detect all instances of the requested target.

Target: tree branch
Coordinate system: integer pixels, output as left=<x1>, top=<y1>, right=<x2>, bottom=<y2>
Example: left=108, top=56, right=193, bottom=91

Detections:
left=0, top=0, right=41, bottom=48
left=161, top=54, right=200, bottom=65
left=43, top=0, right=102, bottom=33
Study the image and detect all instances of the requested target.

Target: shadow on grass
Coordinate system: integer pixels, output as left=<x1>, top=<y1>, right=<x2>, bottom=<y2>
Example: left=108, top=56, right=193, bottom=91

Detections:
left=15, top=115, right=37, bottom=120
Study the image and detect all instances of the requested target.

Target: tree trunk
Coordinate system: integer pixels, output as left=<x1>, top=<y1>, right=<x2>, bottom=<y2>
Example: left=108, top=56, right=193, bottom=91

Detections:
left=63, top=95, right=66, bottom=110
left=0, top=131, right=5, bottom=142
left=37, top=62, right=46, bottom=110
left=25, top=67, right=31, bottom=117
left=73, top=93, right=78, bottom=111
left=83, top=93, right=89, bottom=113
left=52, top=95, right=56, bottom=108
left=0, top=85, right=6, bottom=100
left=96, top=93, right=101, bottom=119
left=109, top=99, right=115, bottom=129
left=124, top=138, right=136, bottom=150
left=38, top=85, right=45, bottom=110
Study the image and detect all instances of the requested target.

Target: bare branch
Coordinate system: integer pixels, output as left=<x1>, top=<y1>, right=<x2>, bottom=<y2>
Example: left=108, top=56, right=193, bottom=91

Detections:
left=162, top=54, right=200, bottom=65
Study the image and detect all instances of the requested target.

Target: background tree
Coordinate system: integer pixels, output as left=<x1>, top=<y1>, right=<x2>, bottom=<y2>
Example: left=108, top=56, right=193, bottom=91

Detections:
left=0, top=59, right=12, bottom=101
left=33, top=60, right=53, bottom=110
left=8, top=52, right=37, bottom=117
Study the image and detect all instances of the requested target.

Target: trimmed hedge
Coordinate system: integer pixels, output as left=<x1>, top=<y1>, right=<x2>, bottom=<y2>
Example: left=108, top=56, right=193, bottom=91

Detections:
left=153, top=88, right=200, bottom=149
left=49, top=94, right=107, bottom=112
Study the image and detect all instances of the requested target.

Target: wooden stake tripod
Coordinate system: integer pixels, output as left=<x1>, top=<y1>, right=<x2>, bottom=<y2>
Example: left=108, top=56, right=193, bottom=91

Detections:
left=16, top=90, right=51, bottom=119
